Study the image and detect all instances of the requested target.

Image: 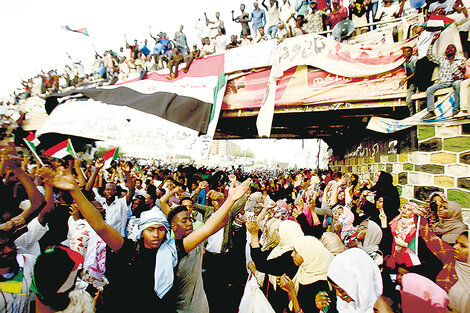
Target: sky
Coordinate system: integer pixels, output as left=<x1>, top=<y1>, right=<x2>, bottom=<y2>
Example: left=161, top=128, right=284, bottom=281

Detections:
left=0, top=0, right=329, bottom=164
left=0, top=0, right=250, bottom=100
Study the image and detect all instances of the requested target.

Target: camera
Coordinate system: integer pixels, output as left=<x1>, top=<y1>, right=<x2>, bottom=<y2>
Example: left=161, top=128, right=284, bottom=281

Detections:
left=429, top=201, right=438, bottom=212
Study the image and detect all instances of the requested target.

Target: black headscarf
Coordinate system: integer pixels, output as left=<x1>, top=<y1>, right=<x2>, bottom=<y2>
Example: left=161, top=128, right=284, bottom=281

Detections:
left=370, top=171, right=400, bottom=220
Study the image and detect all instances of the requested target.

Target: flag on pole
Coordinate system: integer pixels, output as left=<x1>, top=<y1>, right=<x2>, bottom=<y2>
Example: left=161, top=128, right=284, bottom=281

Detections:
left=61, top=26, right=89, bottom=37
left=25, top=132, right=41, bottom=151
left=23, top=138, right=44, bottom=166
left=43, top=139, right=77, bottom=159
left=101, top=147, right=119, bottom=168
left=24, top=139, right=37, bottom=153
left=403, top=216, right=421, bottom=267
left=25, top=132, right=40, bottom=147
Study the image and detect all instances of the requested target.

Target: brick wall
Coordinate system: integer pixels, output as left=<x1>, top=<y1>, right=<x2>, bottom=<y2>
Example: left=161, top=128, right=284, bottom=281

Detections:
left=330, top=124, right=470, bottom=225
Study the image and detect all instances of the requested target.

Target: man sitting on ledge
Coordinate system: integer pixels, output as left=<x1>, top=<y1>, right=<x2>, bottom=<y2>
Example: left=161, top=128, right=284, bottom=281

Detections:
left=425, top=32, right=466, bottom=118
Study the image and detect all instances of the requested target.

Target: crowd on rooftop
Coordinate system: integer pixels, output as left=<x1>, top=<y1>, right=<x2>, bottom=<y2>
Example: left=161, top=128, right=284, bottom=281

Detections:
left=4, top=0, right=470, bottom=115
left=0, top=149, right=468, bottom=313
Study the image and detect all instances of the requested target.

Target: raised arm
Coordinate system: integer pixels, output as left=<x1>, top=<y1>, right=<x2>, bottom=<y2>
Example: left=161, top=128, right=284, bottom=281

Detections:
left=182, top=178, right=251, bottom=253
left=74, top=158, right=86, bottom=188
left=7, top=158, right=45, bottom=225
left=37, top=182, right=55, bottom=226
left=121, top=161, right=135, bottom=205
left=418, top=214, right=454, bottom=263
left=190, top=181, right=211, bottom=214
left=427, top=33, right=442, bottom=65
left=39, top=166, right=124, bottom=252
left=160, top=186, right=183, bottom=216
left=262, top=0, right=269, bottom=10
left=149, top=26, right=157, bottom=42
left=246, top=217, right=261, bottom=248
left=124, top=34, right=131, bottom=49
left=85, top=158, right=105, bottom=191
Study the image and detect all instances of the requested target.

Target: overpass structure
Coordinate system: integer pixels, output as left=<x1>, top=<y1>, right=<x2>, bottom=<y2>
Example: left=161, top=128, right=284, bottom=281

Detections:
left=19, top=20, right=470, bottom=214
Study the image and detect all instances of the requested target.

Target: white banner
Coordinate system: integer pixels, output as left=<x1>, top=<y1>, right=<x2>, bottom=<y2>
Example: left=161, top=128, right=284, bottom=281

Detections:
left=256, top=33, right=417, bottom=137
left=224, top=40, right=277, bottom=73
left=366, top=93, right=469, bottom=133
left=272, top=33, right=415, bottom=78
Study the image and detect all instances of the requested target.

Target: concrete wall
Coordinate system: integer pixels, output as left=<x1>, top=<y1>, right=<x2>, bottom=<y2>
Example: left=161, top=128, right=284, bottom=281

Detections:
left=330, top=123, right=470, bottom=225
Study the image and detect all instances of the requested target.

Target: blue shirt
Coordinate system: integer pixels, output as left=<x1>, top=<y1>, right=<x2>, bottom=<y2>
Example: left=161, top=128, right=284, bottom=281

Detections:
left=159, top=39, right=171, bottom=54
left=250, top=8, right=267, bottom=30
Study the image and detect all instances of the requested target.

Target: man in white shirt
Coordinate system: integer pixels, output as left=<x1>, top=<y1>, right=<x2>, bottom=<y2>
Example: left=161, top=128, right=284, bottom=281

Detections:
left=85, top=159, right=135, bottom=237
left=134, top=179, right=148, bottom=198
left=199, top=37, right=216, bottom=57
left=280, top=0, right=296, bottom=27
left=262, top=0, right=280, bottom=38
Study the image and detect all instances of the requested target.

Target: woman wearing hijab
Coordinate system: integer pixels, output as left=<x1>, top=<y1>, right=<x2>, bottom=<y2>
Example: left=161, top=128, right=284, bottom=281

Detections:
left=317, top=248, right=385, bottom=313
left=357, top=220, right=383, bottom=266
left=260, top=218, right=282, bottom=251
left=247, top=219, right=304, bottom=312
left=425, top=192, right=444, bottom=229
left=320, top=232, right=346, bottom=256
left=387, top=202, right=421, bottom=269
left=296, top=190, right=325, bottom=239
left=429, top=194, right=467, bottom=245
left=419, top=214, right=470, bottom=313
left=370, top=171, right=400, bottom=222
left=38, top=167, right=250, bottom=313
left=400, top=272, right=450, bottom=312
left=370, top=195, right=395, bottom=258
left=278, top=236, right=333, bottom=313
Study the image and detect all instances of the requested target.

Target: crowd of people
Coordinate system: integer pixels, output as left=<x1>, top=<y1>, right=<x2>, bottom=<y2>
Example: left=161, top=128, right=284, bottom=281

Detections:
left=0, top=150, right=468, bottom=313
left=7, top=0, right=470, bottom=106
left=399, top=1, right=470, bottom=118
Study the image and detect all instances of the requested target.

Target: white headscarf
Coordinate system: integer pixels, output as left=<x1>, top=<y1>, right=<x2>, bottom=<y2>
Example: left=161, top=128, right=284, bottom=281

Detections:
left=292, top=236, right=332, bottom=287
left=327, top=248, right=382, bottom=313
left=321, top=232, right=346, bottom=256
left=261, top=218, right=282, bottom=252
left=266, top=220, right=304, bottom=289
left=267, top=220, right=304, bottom=260
left=359, top=220, right=382, bottom=254
left=289, top=236, right=333, bottom=311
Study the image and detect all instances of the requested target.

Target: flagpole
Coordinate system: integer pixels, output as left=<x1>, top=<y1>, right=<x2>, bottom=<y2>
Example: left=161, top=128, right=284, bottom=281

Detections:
left=67, top=139, right=78, bottom=158
left=23, top=138, right=44, bottom=166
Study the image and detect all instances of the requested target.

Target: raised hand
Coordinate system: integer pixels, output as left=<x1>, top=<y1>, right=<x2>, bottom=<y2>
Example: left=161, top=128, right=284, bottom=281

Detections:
left=38, top=166, right=78, bottom=191
left=120, top=160, right=131, bottom=172
left=246, top=216, right=260, bottom=234
left=95, top=157, right=105, bottom=170
left=228, top=173, right=237, bottom=182
left=198, top=181, right=209, bottom=189
left=315, top=292, right=331, bottom=310
left=73, top=158, right=81, bottom=168
left=228, top=178, right=251, bottom=201
left=69, top=203, right=80, bottom=220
